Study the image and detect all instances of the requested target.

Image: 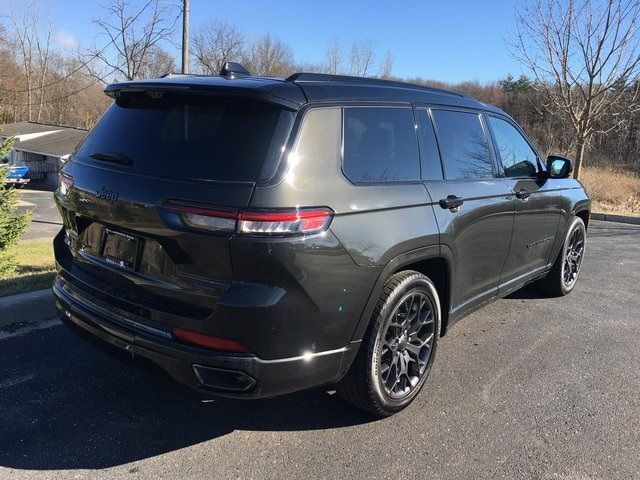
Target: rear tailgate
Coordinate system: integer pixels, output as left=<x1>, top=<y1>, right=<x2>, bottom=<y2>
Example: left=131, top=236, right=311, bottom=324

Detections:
left=56, top=163, right=254, bottom=319
left=55, top=91, right=295, bottom=328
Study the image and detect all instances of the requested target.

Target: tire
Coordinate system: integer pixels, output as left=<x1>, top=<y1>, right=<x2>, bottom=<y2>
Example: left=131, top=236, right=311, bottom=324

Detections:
left=542, top=216, right=586, bottom=296
left=336, top=270, right=441, bottom=417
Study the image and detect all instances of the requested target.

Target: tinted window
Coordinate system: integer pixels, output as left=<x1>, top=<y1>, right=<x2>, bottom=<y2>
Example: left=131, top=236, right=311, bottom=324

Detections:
left=432, top=110, right=493, bottom=180
left=76, top=93, right=294, bottom=182
left=416, top=109, right=443, bottom=180
left=343, top=107, right=420, bottom=183
left=488, top=116, right=539, bottom=177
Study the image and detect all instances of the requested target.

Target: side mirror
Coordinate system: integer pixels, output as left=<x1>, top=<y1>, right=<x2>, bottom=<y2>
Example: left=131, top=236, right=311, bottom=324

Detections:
left=547, top=155, right=573, bottom=179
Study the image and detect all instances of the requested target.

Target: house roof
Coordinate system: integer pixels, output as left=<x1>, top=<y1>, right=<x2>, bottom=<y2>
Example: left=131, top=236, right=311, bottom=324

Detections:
left=0, top=121, right=68, bottom=137
left=0, top=121, right=88, bottom=158
left=14, top=129, right=87, bottom=157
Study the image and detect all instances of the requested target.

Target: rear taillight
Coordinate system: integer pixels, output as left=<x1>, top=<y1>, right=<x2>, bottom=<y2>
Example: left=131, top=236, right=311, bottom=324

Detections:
left=172, top=327, right=248, bottom=353
left=164, top=201, right=333, bottom=236
left=164, top=202, right=237, bottom=232
left=237, top=209, right=332, bottom=235
left=58, top=173, right=73, bottom=196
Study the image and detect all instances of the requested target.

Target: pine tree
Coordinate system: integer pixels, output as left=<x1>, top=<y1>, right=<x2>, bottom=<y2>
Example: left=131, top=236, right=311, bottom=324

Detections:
left=0, top=136, right=31, bottom=276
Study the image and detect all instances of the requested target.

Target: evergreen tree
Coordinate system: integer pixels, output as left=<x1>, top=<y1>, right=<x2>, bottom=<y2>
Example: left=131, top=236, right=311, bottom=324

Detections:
left=0, top=136, right=31, bottom=276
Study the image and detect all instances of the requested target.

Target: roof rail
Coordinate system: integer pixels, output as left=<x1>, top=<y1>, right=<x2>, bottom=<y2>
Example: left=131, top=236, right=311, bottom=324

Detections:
left=160, top=72, right=205, bottom=78
left=285, top=72, right=464, bottom=97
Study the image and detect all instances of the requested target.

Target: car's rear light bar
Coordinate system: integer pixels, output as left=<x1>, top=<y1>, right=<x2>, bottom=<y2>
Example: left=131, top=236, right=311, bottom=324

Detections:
left=164, top=201, right=333, bottom=236
left=172, top=327, right=249, bottom=353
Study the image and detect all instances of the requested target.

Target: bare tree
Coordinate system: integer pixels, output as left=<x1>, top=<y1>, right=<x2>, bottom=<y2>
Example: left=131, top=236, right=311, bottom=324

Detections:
left=9, top=12, right=34, bottom=120
left=293, top=62, right=326, bottom=73
left=43, top=53, right=111, bottom=128
left=512, top=0, right=640, bottom=178
left=35, top=17, right=52, bottom=122
left=379, top=51, right=394, bottom=79
left=89, top=0, right=180, bottom=81
left=325, top=38, right=343, bottom=74
left=7, top=4, right=41, bottom=121
left=5, top=2, right=54, bottom=122
left=191, top=20, right=245, bottom=75
left=137, top=46, right=177, bottom=78
left=349, top=39, right=375, bottom=77
left=243, top=34, right=294, bottom=77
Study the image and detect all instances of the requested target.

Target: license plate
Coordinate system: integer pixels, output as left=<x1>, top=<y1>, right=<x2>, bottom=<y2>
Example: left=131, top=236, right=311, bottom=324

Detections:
left=101, top=229, right=141, bottom=270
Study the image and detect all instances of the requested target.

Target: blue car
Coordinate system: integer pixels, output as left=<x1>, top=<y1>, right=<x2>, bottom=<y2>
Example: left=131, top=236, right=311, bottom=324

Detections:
left=1, top=158, right=30, bottom=187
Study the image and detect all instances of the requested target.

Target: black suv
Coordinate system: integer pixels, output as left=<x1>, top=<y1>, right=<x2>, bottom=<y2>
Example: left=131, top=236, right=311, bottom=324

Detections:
left=53, top=64, right=590, bottom=416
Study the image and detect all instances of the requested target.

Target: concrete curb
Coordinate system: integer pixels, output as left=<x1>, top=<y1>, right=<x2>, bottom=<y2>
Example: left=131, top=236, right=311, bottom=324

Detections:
left=0, top=289, right=55, bottom=330
left=591, top=212, right=640, bottom=225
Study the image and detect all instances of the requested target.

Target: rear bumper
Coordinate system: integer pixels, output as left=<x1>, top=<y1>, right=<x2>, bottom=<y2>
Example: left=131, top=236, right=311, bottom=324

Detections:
left=5, top=178, right=29, bottom=184
left=53, top=277, right=358, bottom=398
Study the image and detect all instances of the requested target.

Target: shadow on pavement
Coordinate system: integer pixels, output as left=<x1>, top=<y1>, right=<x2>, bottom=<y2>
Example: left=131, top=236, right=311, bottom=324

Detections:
left=0, top=326, right=374, bottom=471
left=503, top=282, right=550, bottom=300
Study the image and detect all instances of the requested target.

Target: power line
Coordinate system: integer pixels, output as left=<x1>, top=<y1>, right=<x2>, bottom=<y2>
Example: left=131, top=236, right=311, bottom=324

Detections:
left=0, top=67, right=120, bottom=107
left=0, top=0, right=160, bottom=94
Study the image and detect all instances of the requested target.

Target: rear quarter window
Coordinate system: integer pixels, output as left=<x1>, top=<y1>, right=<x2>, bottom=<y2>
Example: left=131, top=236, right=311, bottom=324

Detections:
left=343, top=107, right=420, bottom=183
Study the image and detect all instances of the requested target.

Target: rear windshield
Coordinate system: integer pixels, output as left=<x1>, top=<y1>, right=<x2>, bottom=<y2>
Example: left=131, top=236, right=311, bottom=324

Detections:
left=75, top=93, right=294, bottom=182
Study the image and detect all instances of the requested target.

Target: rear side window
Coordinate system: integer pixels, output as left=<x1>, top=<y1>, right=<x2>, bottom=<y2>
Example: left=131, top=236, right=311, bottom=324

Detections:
left=76, top=93, right=294, bottom=182
left=487, top=116, right=540, bottom=178
left=416, top=109, right=443, bottom=180
left=343, top=107, right=420, bottom=183
left=431, top=110, right=493, bottom=180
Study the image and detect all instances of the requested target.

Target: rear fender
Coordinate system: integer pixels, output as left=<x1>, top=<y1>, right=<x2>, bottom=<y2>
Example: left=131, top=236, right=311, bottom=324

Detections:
left=349, top=244, right=453, bottom=342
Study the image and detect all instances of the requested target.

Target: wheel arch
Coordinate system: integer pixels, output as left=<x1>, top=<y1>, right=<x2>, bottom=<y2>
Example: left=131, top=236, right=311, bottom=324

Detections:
left=571, top=197, right=591, bottom=229
left=350, top=245, right=454, bottom=343
left=575, top=209, right=590, bottom=229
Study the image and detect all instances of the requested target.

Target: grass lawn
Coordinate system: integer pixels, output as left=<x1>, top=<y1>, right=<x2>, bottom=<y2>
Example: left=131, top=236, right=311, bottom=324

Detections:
left=0, top=239, right=56, bottom=297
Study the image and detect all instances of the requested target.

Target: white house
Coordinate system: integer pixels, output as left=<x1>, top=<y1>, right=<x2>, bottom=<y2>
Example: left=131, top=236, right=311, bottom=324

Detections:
left=0, top=121, right=88, bottom=188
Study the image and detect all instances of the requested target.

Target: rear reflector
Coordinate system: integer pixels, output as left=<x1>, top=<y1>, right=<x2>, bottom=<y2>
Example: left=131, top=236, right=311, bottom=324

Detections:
left=173, top=327, right=248, bottom=353
left=58, top=173, right=74, bottom=196
left=164, top=201, right=333, bottom=236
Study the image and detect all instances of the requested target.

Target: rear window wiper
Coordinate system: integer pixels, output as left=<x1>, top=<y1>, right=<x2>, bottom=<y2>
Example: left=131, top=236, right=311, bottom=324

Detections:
left=89, top=152, right=134, bottom=166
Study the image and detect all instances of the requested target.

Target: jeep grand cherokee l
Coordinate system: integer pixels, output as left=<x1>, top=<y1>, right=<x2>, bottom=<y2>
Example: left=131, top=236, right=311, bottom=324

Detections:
left=53, top=63, right=590, bottom=416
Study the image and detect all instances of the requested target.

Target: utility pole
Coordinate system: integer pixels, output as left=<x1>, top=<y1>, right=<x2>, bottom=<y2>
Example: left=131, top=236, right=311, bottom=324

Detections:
left=182, top=0, right=189, bottom=73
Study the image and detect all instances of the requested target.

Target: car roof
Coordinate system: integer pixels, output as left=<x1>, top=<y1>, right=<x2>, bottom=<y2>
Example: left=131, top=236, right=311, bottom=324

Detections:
left=104, top=72, right=506, bottom=115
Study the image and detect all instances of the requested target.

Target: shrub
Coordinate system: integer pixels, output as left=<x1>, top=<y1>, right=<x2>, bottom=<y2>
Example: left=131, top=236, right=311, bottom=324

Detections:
left=581, top=167, right=640, bottom=215
left=0, top=137, right=31, bottom=276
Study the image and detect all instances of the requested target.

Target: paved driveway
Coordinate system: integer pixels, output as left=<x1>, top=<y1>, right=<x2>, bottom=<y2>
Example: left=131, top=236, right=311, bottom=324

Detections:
left=16, top=188, right=61, bottom=240
left=1, top=220, right=639, bottom=479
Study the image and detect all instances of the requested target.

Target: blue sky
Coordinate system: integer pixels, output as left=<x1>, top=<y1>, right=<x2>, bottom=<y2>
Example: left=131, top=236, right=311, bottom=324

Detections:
left=50, top=0, right=524, bottom=83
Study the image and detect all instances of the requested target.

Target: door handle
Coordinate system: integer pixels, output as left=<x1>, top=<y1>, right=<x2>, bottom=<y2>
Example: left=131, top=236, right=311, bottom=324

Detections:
left=515, top=188, right=532, bottom=200
left=439, top=195, right=464, bottom=211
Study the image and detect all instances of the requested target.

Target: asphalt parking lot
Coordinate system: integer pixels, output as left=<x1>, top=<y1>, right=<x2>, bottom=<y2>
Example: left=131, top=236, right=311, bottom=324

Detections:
left=1, top=220, right=639, bottom=479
